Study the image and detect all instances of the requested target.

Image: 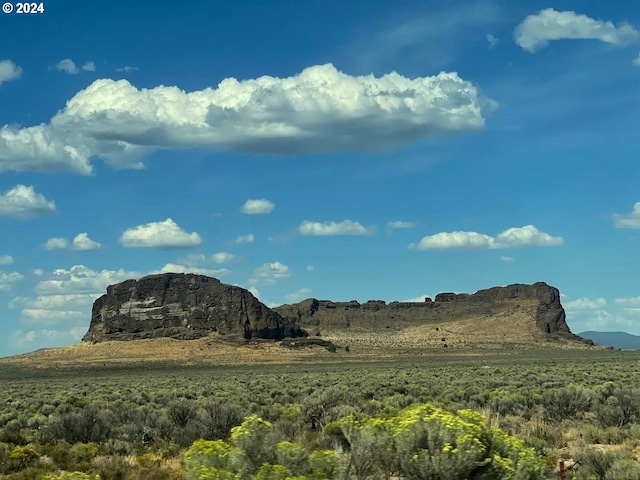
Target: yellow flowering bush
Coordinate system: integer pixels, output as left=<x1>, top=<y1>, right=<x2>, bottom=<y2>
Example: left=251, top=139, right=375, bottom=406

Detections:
left=186, top=404, right=545, bottom=479
left=326, top=403, right=546, bottom=480
left=185, top=439, right=234, bottom=479
left=8, top=444, right=41, bottom=470
left=276, top=441, right=309, bottom=474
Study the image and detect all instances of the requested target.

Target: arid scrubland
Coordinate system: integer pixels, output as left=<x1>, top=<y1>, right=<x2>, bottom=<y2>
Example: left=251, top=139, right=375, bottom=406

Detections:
left=2, top=349, right=640, bottom=478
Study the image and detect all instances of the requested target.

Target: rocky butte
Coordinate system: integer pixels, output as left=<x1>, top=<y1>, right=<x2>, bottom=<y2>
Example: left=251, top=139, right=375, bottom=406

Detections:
left=83, top=273, right=307, bottom=343
left=274, top=282, right=589, bottom=348
left=83, top=275, right=588, bottom=349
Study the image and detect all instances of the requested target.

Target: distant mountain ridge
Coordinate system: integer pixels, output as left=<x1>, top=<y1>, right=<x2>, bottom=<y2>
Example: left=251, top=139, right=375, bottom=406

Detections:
left=578, top=331, right=640, bottom=350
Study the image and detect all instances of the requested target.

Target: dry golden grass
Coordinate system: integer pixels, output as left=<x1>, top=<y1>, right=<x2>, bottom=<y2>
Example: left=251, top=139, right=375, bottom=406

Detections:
left=0, top=333, right=367, bottom=369
left=317, top=302, right=585, bottom=350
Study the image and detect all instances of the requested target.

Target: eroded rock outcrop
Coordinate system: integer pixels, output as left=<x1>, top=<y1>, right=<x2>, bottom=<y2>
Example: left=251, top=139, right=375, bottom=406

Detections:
left=83, top=273, right=307, bottom=342
left=274, top=282, right=584, bottom=344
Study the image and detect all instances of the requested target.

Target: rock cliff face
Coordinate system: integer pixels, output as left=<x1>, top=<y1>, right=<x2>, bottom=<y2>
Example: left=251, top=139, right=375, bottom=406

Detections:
left=274, top=282, right=584, bottom=345
left=83, top=273, right=307, bottom=343
left=83, top=277, right=585, bottom=348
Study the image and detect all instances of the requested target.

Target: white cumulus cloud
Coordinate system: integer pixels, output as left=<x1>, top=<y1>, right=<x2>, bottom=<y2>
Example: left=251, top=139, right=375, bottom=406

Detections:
left=0, top=185, right=57, bottom=219
left=55, top=59, right=95, bottom=74
left=0, top=60, right=23, bottom=86
left=299, top=220, right=375, bottom=236
left=285, top=288, right=312, bottom=303
left=0, top=271, right=24, bottom=290
left=249, top=262, right=291, bottom=286
left=564, top=297, right=608, bottom=311
left=116, top=66, right=138, bottom=73
left=514, top=8, right=639, bottom=52
left=20, top=309, right=86, bottom=326
left=633, top=52, right=640, bottom=66
left=43, top=233, right=102, bottom=251
left=0, top=255, right=14, bottom=265
left=614, top=296, right=640, bottom=307
left=248, top=287, right=260, bottom=299
left=235, top=234, right=254, bottom=244
left=211, top=252, right=235, bottom=264
left=409, top=225, right=563, bottom=250
left=0, top=63, right=495, bottom=174
left=43, top=238, right=68, bottom=250
left=8, top=327, right=87, bottom=353
left=35, top=265, right=139, bottom=295
left=388, top=220, right=417, bottom=230
left=119, top=218, right=202, bottom=248
left=241, top=199, right=275, bottom=215
left=410, top=231, right=494, bottom=250
left=10, top=294, right=97, bottom=311
left=71, top=233, right=102, bottom=251
left=613, top=202, right=640, bottom=229
left=402, top=294, right=435, bottom=303
left=493, top=225, right=564, bottom=248
left=9, top=277, right=119, bottom=332
left=55, top=59, right=79, bottom=74
left=153, top=263, right=231, bottom=278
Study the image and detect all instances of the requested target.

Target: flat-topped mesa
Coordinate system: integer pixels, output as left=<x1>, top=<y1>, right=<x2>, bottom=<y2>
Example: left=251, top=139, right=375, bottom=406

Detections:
left=273, top=282, right=581, bottom=342
left=82, top=273, right=307, bottom=343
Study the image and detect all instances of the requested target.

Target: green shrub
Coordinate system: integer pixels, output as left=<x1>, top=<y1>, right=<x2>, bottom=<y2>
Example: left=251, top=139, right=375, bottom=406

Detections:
left=90, top=454, right=130, bottom=480
left=138, top=452, right=163, bottom=468
left=542, top=386, right=593, bottom=422
left=604, top=458, right=640, bottom=480
left=0, top=441, right=10, bottom=473
left=167, top=400, right=197, bottom=429
left=185, top=439, right=233, bottom=472
left=0, top=418, right=28, bottom=444
left=185, top=439, right=234, bottom=480
left=254, top=463, right=293, bottom=480
left=275, top=441, right=309, bottom=475
left=69, top=442, right=99, bottom=463
left=573, top=446, right=627, bottom=480
left=326, top=403, right=546, bottom=480
left=307, top=449, right=344, bottom=479
left=229, top=414, right=276, bottom=474
left=596, top=387, right=640, bottom=427
left=199, top=400, right=243, bottom=440
left=9, top=444, right=41, bottom=471
left=44, top=405, right=113, bottom=444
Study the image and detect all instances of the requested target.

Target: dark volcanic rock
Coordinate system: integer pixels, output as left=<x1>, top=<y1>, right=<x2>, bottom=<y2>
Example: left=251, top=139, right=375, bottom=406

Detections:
left=469, top=282, right=574, bottom=337
left=83, top=273, right=307, bottom=343
left=274, top=282, right=583, bottom=342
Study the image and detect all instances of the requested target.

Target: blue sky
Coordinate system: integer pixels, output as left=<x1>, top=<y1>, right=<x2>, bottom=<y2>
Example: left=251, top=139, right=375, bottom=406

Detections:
left=1, top=0, right=639, bottom=356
